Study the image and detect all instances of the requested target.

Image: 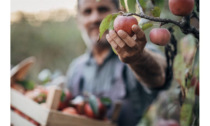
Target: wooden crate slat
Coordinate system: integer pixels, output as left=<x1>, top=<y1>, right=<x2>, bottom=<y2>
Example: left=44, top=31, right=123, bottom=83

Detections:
left=11, top=110, right=36, bottom=126
left=11, top=89, right=49, bottom=125
left=46, top=86, right=62, bottom=110
left=11, top=88, right=116, bottom=126
left=47, top=110, right=116, bottom=126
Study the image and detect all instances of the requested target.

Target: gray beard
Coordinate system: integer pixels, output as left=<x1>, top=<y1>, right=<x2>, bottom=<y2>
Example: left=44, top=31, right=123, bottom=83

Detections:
left=81, top=31, right=110, bottom=50
left=96, top=39, right=111, bottom=49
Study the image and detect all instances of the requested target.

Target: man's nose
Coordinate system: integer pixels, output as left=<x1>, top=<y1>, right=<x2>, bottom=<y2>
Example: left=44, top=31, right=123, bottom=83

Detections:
left=90, top=11, right=102, bottom=23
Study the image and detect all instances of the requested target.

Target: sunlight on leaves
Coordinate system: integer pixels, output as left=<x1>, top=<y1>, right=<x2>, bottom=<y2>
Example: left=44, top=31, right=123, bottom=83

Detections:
left=141, top=23, right=153, bottom=30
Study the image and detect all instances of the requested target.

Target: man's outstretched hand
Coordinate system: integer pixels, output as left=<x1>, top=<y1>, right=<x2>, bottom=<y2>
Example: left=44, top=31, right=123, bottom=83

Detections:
left=106, top=24, right=167, bottom=88
left=106, top=24, right=147, bottom=64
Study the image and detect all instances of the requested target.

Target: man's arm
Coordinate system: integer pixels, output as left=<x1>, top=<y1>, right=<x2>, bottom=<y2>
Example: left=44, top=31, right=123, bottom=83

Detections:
left=106, top=25, right=167, bottom=88
left=128, top=48, right=166, bottom=88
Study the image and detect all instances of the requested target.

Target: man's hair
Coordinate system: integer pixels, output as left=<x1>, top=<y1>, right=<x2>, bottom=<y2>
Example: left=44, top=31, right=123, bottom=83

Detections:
left=77, top=0, right=120, bottom=10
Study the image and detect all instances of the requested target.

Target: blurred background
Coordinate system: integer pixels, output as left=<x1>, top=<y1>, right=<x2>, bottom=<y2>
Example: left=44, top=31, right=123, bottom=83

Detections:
left=11, top=0, right=86, bottom=81
left=11, top=0, right=187, bottom=83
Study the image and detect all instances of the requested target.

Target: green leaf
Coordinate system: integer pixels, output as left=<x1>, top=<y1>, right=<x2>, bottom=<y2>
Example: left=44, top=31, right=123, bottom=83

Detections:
left=16, top=80, right=35, bottom=90
left=141, top=23, right=153, bottom=30
left=120, top=0, right=126, bottom=9
left=127, top=0, right=136, bottom=13
left=100, top=97, right=112, bottom=106
left=60, top=91, right=65, bottom=102
left=186, top=87, right=195, bottom=102
left=152, top=0, right=165, bottom=8
left=151, top=6, right=161, bottom=17
left=138, top=0, right=147, bottom=9
left=180, top=103, right=193, bottom=126
left=99, top=13, right=119, bottom=39
left=180, top=88, right=195, bottom=126
left=112, top=47, right=118, bottom=55
left=173, top=54, right=186, bottom=88
left=89, top=94, right=99, bottom=115
left=193, top=49, right=199, bottom=78
left=180, top=34, right=196, bottom=66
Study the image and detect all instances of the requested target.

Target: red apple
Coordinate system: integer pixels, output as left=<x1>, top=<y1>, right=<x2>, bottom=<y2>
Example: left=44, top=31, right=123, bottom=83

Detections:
left=62, top=107, right=78, bottom=115
left=75, top=102, right=85, bottom=115
left=58, top=90, right=72, bottom=110
left=84, top=99, right=107, bottom=120
left=24, top=87, right=48, bottom=104
left=11, top=83, right=25, bottom=94
left=84, top=103, right=95, bottom=118
left=169, top=0, right=194, bottom=16
left=149, top=28, right=171, bottom=46
left=96, top=99, right=107, bottom=120
left=114, top=15, right=138, bottom=36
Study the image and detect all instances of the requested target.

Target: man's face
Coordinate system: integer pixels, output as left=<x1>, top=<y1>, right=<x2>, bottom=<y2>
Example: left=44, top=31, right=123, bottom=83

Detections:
left=77, top=0, right=118, bottom=48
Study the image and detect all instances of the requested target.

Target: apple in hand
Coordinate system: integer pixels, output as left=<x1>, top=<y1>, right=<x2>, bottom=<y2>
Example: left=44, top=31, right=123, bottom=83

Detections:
left=149, top=28, right=171, bottom=46
left=114, top=15, right=138, bottom=36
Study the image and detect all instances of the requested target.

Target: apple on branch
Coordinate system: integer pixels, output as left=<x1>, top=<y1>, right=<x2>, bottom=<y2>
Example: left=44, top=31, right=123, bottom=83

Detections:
left=149, top=28, right=171, bottom=46
left=169, top=0, right=194, bottom=16
left=114, top=15, right=138, bottom=37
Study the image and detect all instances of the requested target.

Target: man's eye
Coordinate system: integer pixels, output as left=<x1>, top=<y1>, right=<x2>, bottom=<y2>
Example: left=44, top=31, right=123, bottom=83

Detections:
left=83, top=9, right=91, bottom=15
left=98, top=7, right=109, bottom=13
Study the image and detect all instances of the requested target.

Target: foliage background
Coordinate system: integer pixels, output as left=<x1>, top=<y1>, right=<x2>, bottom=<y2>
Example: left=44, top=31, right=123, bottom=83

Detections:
left=11, top=10, right=85, bottom=81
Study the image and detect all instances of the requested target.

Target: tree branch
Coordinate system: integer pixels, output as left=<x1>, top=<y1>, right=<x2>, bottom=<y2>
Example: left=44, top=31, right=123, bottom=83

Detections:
left=124, top=12, right=199, bottom=39
left=191, top=11, right=199, bottom=20
left=195, top=0, right=199, bottom=12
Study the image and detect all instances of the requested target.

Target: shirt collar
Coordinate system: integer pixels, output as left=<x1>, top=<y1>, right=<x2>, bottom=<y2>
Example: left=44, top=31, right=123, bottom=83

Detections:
left=85, top=48, right=116, bottom=66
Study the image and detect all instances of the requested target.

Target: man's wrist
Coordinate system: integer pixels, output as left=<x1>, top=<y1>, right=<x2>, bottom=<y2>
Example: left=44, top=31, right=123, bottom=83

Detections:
left=130, top=49, right=149, bottom=66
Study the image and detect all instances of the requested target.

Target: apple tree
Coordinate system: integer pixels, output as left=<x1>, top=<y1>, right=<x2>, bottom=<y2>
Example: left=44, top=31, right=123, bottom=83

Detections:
left=99, top=0, right=199, bottom=125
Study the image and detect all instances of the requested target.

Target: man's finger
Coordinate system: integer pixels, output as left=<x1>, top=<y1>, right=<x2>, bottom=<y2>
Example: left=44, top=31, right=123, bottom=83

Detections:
left=132, top=24, right=146, bottom=41
left=106, top=34, right=118, bottom=49
left=117, top=30, right=136, bottom=47
left=109, top=30, right=125, bottom=48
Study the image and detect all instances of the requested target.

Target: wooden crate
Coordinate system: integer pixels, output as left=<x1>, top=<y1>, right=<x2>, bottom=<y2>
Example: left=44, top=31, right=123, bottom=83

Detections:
left=11, top=87, right=116, bottom=126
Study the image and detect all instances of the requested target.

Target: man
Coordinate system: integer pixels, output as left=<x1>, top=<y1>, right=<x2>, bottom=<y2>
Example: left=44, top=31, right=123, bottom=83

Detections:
left=66, top=0, right=169, bottom=125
